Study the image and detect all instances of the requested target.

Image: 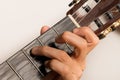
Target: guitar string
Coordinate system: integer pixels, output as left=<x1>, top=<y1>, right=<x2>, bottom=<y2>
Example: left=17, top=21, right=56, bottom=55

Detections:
left=0, top=1, right=115, bottom=79
left=61, top=0, right=99, bottom=31
left=2, top=0, right=113, bottom=78
left=0, top=8, right=82, bottom=80
left=77, top=1, right=120, bottom=26
left=68, top=0, right=116, bottom=30
left=57, top=8, right=91, bottom=32
left=69, top=0, right=97, bottom=25
left=64, top=2, right=114, bottom=32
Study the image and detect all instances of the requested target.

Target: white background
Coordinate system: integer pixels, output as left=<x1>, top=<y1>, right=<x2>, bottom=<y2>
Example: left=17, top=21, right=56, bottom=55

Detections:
left=0, top=0, right=120, bottom=80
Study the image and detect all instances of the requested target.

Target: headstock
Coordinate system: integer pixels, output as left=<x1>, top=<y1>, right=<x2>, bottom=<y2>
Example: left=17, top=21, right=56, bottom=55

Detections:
left=67, top=0, right=120, bottom=39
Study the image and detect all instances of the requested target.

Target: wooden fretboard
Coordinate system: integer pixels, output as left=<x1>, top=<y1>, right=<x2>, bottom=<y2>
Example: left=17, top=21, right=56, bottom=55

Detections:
left=0, top=16, right=76, bottom=80
left=0, top=0, right=117, bottom=79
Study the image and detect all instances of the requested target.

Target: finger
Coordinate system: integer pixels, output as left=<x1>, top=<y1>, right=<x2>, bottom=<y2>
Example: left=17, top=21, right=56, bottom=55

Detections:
left=40, top=26, right=50, bottom=34
left=73, top=27, right=99, bottom=50
left=31, top=46, right=71, bottom=62
left=55, top=31, right=87, bottom=54
left=45, top=59, right=70, bottom=78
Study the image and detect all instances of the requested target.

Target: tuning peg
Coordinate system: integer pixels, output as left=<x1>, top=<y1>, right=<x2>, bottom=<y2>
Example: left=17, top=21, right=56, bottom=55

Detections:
left=98, top=19, right=120, bottom=39
left=69, top=0, right=81, bottom=7
left=116, top=4, right=120, bottom=12
left=94, top=0, right=100, bottom=3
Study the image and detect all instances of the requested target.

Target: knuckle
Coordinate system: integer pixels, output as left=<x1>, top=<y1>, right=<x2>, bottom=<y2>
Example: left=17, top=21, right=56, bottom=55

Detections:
left=59, top=51, right=69, bottom=61
left=41, top=46, right=49, bottom=51
left=82, top=27, right=91, bottom=33
left=81, top=44, right=87, bottom=50
left=78, top=40, right=87, bottom=49
left=62, top=66, right=70, bottom=75
left=59, top=51, right=67, bottom=57
left=93, top=37, right=100, bottom=46
left=81, top=27, right=100, bottom=46
left=49, top=60, right=70, bottom=75
left=62, top=31, right=71, bottom=39
left=49, top=60, right=56, bottom=69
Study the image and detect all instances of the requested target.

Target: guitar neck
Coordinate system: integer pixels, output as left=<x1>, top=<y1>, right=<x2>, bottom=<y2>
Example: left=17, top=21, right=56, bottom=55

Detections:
left=0, top=16, right=76, bottom=80
left=0, top=0, right=119, bottom=79
left=0, top=15, right=109, bottom=80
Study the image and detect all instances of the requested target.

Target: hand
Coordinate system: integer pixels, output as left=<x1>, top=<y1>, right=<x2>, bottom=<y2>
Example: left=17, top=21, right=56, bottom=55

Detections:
left=31, top=26, right=99, bottom=80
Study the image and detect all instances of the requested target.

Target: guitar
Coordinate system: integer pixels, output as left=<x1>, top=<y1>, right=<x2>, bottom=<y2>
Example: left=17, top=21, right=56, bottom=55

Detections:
left=0, top=0, right=120, bottom=80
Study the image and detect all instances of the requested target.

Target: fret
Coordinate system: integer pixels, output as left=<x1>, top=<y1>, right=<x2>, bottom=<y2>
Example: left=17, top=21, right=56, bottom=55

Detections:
left=7, top=51, right=42, bottom=80
left=38, top=27, right=72, bottom=54
left=38, top=29, right=57, bottom=45
left=52, top=16, right=76, bottom=52
left=0, top=62, right=20, bottom=80
left=1, top=16, right=77, bottom=78
left=53, top=16, right=76, bottom=35
left=7, top=61, right=24, bottom=80
left=0, top=1, right=119, bottom=80
left=23, top=39, right=42, bottom=68
left=35, top=17, right=82, bottom=75
left=23, top=39, right=45, bottom=76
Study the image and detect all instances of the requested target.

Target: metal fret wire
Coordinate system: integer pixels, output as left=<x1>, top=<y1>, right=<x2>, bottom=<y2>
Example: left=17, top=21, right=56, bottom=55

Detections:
left=0, top=0, right=99, bottom=79
left=1, top=0, right=117, bottom=79
left=6, top=61, right=24, bottom=80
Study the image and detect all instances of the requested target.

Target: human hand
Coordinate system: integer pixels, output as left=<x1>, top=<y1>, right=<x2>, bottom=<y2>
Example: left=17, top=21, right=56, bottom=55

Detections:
left=31, top=26, right=99, bottom=80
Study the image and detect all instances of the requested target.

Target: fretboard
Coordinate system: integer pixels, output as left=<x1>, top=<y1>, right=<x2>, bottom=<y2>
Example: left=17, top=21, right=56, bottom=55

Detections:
left=0, top=1, right=115, bottom=79
left=0, top=16, right=76, bottom=80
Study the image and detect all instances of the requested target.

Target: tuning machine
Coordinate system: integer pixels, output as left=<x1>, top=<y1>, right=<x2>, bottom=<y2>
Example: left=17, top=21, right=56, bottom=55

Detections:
left=69, top=0, right=81, bottom=7
left=98, top=19, right=120, bottom=39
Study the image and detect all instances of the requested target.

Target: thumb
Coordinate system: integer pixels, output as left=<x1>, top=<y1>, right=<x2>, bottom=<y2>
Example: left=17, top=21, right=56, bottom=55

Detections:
left=40, top=26, right=50, bottom=34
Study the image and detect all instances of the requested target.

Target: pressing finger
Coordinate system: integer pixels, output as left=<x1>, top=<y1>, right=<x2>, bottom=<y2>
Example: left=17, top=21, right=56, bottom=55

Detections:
left=55, top=31, right=87, bottom=54
left=31, top=46, right=71, bottom=62
left=73, top=27, right=99, bottom=50
left=45, top=59, right=69, bottom=77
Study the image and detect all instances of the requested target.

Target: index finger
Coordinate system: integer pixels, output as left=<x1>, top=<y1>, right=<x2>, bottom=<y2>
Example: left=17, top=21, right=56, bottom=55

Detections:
left=31, top=46, right=72, bottom=62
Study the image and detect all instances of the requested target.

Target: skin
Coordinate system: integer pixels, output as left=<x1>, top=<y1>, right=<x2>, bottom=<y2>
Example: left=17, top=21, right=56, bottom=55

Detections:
left=31, top=26, right=99, bottom=80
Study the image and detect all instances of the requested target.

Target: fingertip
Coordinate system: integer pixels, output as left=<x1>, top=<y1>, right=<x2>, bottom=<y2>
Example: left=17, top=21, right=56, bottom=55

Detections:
left=30, top=49, right=36, bottom=57
left=30, top=46, right=41, bottom=56
left=41, top=26, right=50, bottom=34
